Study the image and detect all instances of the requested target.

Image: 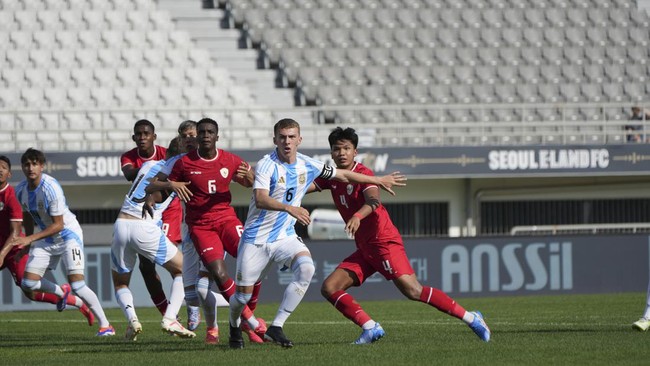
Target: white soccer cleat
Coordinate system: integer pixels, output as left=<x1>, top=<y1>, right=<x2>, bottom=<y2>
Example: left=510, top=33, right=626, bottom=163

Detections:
left=125, top=319, right=143, bottom=341
left=633, top=317, right=650, bottom=331
left=161, top=317, right=196, bottom=338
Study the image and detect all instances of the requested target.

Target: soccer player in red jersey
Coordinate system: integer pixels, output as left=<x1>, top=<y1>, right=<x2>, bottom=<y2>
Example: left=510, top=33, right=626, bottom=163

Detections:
left=149, top=118, right=266, bottom=344
left=120, top=119, right=170, bottom=315
left=312, top=127, right=491, bottom=344
left=0, top=156, right=94, bottom=325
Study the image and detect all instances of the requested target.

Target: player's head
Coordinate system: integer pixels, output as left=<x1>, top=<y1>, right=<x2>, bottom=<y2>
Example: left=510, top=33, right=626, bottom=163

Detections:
left=178, top=120, right=198, bottom=152
left=0, top=155, right=12, bottom=186
left=273, top=118, right=302, bottom=163
left=327, top=127, right=358, bottom=170
left=166, top=137, right=183, bottom=159
left=196, top=118, right=219, bottom=152
left=132, top=119, right=157, bottom=152
left=20, top=148, right=46, bottom=183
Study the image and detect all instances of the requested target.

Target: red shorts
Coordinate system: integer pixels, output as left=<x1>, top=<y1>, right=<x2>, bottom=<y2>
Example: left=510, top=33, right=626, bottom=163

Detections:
left=162, top=199, right=183, bottom=245
left=337, top=239, right=414, bottom=283
left=189, top=216, right=243, bottom=266
left=1, top=247, right=28, bottom=287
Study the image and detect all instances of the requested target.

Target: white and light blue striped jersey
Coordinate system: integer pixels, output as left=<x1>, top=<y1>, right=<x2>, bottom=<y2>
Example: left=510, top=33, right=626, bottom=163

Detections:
left=241, top=150, right=336, bottom=245
left=15, top=173, right=82, bottom=245
left=119, top=160, right=176, bottom=224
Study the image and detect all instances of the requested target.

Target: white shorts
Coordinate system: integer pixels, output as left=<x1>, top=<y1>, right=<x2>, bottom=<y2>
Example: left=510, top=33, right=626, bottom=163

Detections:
left=25, top=234, right=85, bottom=277
left=111, top=218, right=178, bottom=274
left=235, top=236, right=309, bottom=287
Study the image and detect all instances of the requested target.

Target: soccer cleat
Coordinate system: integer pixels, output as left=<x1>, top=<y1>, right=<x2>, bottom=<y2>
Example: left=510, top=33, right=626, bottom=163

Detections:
left=187, top=305, right=201, bottom=331
left=242, top=317, right=267, bottom=344
left=229, top=324, right=244, bottom=349
left=469, top=311, right=491, bottom=342
left=633, top=317, right=650, bottom=331
left=264, top=325, right=293, bottom=348
left=161, top=317, right=196, bottom=338
left=96, top=325, right=116, bottom=337
left=79, top=303, right=95, bottom=326
left=125, top=319, right=143, bottom=341
left=57, top=284, right=71, bottom=312
left=205, top=327, right=219, bottom=345
left=353, top=323, right=385, bottom=345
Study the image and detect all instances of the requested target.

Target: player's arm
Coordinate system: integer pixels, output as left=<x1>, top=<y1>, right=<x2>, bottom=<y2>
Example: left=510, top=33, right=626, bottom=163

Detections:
left=332, top=169, right=406, bottom=196
left=235, top=162, right=254, bottom=188
left=0, top=220, right=22, bottom=267
left=145, top=176, right=192, bottom=202
left=12, top=214, right=63, bottom=248
left=345, top=187, right=381, bottom=237
left=122, top=164, right=139, bottom=182
left=254, top=188, right=311, bottom=226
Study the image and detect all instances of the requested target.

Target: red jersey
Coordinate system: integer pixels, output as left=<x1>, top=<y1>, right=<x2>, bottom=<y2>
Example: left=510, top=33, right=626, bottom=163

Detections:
left=0, top=184, right=23, bottom=269
left=120, top=145, right=168, bottom=171
left=168, top=149, right=249, bottom=226
left=121, top=145, right=182, bottom=243
left=314, top=162, right=401, bottom=248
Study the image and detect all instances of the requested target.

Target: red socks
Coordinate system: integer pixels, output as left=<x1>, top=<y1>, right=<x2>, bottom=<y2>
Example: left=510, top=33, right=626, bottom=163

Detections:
left=327, top=290, right=371, bottom=327
left=218, top=278, right=254, bottom=320
left=419, top=286, right=465, bottom=319
left=152, top=293, right=168, bottom=315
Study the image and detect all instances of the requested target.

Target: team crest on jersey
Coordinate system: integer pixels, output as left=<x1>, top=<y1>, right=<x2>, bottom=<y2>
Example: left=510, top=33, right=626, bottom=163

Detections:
left=278, top=176, right=285, bottom=184
left=347, top=184, right=353, bottom=195
left=299, top=173, right=306, bottom=184
left=220, top=167, right=229, bottom=178
left=0, top=202, right=4, bottom=211
left=38, top=201, right=44, bottom=210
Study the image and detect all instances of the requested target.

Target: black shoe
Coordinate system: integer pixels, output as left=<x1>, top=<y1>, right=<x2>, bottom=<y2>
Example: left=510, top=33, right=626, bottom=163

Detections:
left=263, top=325, right=293, bottom=348
left=229, top=324, right=244, bottom=349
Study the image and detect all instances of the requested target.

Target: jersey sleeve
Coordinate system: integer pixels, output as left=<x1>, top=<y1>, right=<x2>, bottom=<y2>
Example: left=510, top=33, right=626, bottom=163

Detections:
left=161, top=155, right=182, bottom=176
left=313, top=177, right=329, bottom=191
left=6, top=187, right=23, bottom=221
left=356, top=165, right=378, bottom=191
left=45, top=183, right=67, bottom=217
left=120, top=150, right=135, bottom=168
left=168, top=158, right=184, bottom=181
left=253, top=157, right=273, bottom=191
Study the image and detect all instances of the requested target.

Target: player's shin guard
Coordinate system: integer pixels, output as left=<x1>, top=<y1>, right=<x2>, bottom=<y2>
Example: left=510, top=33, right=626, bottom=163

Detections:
left=164, top=275, right=185, bottom=321
left=328, top=290, right=372, bottom=327
left=72, top=280, right=110, bottom=328
left=419, top=286, right=466, bottom=319
left=229, top=291, right=250, bottom=328
left=197, top=277, right=217, bottom=328
left=272, top=256, right=314, bottom=327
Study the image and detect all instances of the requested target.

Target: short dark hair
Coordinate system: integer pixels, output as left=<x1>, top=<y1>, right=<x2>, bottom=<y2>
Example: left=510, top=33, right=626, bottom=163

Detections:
left=328, top=127, right=358, bottom=149
left=0, top=155, right=11, bottom=170
left=134, top=119, right=155, bottom=133
left=21, top=148, right=46, bottom=165
left=197, top=118, right=218, bottom=133
left=274, top=118, right=300, bottom=136
left=177, top=120, right=197, bottom=135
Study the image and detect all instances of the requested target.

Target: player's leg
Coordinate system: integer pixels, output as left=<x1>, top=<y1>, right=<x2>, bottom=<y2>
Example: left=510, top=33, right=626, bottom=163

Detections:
left=196, top=273, right=219, bottom=343
left=138, top=254, right=168, bottom=315
left=110, top=222, right=140, bottom=340
left=63, top=238, right=114, bottom=336
left=264, top=237, right=315, bottom=348
left=20, top=244, right=69, bottom=307
left=160, top=249, right=195, bottom=338
left=181, top=240, right=201, bottom=331
left=321, top=251, right=384, bottom=345
left=633, top=280, right=650, bottom=331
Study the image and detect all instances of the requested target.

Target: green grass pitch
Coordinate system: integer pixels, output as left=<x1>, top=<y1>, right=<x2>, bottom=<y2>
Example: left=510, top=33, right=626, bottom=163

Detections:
left=1, top=292, right=649, bottom=365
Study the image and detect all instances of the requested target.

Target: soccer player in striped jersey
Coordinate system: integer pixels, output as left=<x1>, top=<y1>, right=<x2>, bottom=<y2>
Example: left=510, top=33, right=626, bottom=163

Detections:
left=228, top=119, right=406, bottom=349
left=313, top=127, right=490, bottom=344
left=10, top=148, right=114, bottom=336
left=111, top=138, right=195, bottom=341
left=120, top=119, right=171, bottom=316
left=0, top=155, right=94, bottom=325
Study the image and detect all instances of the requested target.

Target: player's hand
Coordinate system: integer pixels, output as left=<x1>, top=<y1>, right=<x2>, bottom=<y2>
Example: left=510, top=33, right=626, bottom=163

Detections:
left=170, top=181, right=192, bottom=202
left=377, top=171, right=407, bottom=196
left=11, top=236, right=31, bottom=249
left=345, top=216, right=361, bottom=238
left=286, top=206, right=311, bottom=226
left=142, top=195, right=155, bottom=219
